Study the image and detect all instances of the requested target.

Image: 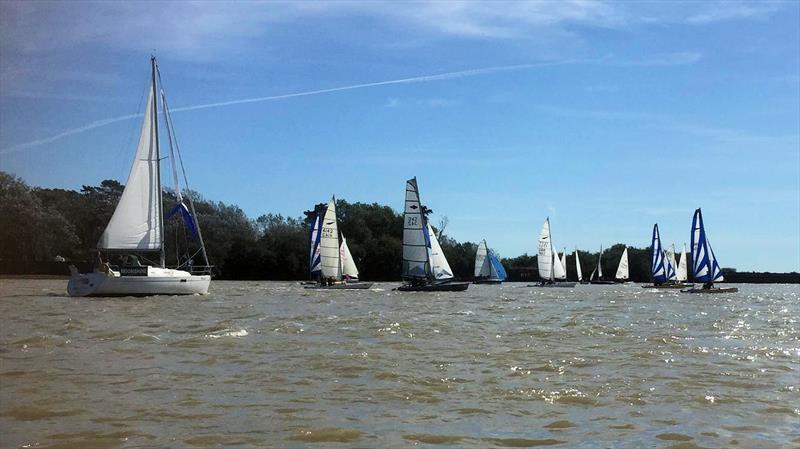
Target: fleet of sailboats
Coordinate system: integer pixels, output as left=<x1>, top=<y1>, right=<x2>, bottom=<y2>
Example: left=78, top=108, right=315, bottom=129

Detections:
left=532, top=218, right=576, bottom=287
left=68, top=57, right=211, bottom=297
left=643, top=224, right=693, bottom=289
left=473, top=240, right=508, bottom=284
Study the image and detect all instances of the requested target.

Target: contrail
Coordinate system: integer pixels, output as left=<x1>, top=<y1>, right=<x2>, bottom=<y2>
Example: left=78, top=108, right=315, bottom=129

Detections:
left=1, top=58, right=596, bottom=155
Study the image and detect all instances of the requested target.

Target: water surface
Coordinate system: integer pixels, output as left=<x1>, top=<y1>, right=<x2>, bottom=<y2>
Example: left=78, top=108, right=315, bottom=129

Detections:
left=1, top=280, right=798, bottom=448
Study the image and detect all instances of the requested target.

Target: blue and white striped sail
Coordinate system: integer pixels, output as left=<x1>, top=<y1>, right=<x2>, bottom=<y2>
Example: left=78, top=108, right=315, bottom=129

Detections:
left=309, top=212, right=323, bottom=275
left=691, top=208, right=725, bottom=283
left=651, top=224, right=667, bottom=282
left=488, top=251, right=507, bottom=281
left=666, top=245, right=678, bottom=281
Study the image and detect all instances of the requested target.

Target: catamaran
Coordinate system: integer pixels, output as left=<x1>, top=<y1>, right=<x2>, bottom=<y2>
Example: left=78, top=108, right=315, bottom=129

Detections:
left=68, top=57, right=211, bottom=297
left=305, top=197, right=372, bottom=289
left=396, top=178, right=469, bottom=292
left=643, top=224, right=689, bottom=289
left=532, top=218, right=576, bottom=287
left=590, top=245, right=615, bottom=284
left=474, top=239, right=507, bottom=284
left=684, top=208, right=737, bottom=293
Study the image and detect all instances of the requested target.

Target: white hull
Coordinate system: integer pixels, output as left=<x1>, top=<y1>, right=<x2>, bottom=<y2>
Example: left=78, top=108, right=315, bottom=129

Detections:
left=68, top=267, right=210, bottom=297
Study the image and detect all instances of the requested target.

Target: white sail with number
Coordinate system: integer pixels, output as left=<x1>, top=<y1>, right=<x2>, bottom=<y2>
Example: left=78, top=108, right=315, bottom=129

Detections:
left=537, top=218, right=553, bottom=281
left=319, top=197, right=341, bottom=279
left=402, top=178, right=430, bottom=279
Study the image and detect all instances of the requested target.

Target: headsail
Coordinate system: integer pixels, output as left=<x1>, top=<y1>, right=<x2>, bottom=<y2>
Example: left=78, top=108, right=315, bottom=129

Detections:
left=427, top=223, right=454, bottom=280
left=676, top=243, right=688, bottom=282
left=319, top=197, right=341, bottom=279
left=615, top=247, right=629, bottom=280
left=537, top=218, right=553, bottom=281
left=340, top=235, right=359, bottom=279
left=666, top=245, right=678, bottom=281
left=559, top=249, right=567, bottom=275
left=706, top=236, right=724, bottom=282
left=651, top=224, right=666, bottom=283
left=98, top=82, right=162, bottom=251
left=488, top=252, right=507, bottom=281
left=597, top=245, right=604, bottom=279
left=474, top=240, right=491, bottom=278
left=402, top=178, right=429, bottom=279
left=574, top=250, right=583, bottom=282
left=553, top=247, right=567, bottom=280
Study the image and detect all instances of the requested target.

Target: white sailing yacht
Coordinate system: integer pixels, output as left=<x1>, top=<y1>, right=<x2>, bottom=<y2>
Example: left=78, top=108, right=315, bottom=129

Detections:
left=307, top=197, right=372, bottom=289
left=474, top=239, right=507, bottom=284
left=68, top=57, right=211, bottom=297
left=532, top=218, right=576, bottom=287
left=396, top=177, right=469, bottom=291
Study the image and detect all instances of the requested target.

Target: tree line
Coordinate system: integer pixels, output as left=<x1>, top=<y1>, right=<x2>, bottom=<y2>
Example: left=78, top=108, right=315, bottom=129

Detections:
left=3, top=171, right=796, bottom=282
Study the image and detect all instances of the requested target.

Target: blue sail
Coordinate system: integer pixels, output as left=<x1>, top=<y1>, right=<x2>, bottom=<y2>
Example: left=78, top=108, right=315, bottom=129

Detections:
left=488, top=252, right=507, bottom=281
left=707, top=237, right=724, bottom=282
left=691, top=208, right=711, bottom=282
left=651, top=224, right=666, bottom=282
left=167, top=202, right=198, bottom=240
left=664, top=250, right=677, bottom=280
left=309, top=213, right=323, bottom=275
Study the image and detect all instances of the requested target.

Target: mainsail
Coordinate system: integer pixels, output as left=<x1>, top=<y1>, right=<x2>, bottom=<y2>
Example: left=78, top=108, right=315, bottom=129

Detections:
left=615, top=247, right=629, bottom=280
left=666, top=246, right=678, bottom=281
left=474, top=240, right=490, bottom=278
left=575, top=250, right=583, bottom=281
left=427, top=223, right=454, bottom=280
left=537, top=218, right=553, bottom=281
left=676, top=243, right=688, bottom=282
left=691, top=208, right=725, bottom=283
left=98, top=83, right=162, bottom=252
left=402, top=178, right=430, bottom=279
left=651, top=224, right=666, bottom=283
left=309, top=212, right=323, bottom=276
left=340, top=235, right=359, bottom=279
left=319, top=197, right=341, bottom=279
left=597, top=245, right=604, bottom=279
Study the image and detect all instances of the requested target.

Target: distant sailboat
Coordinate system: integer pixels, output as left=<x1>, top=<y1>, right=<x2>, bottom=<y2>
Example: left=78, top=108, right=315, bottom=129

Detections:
left=474, top=239, right=507, bottom=284
left=590, top=244, right=615, bottom=284
left=615, top=247, right=630, bottom=282
left=532, top=218, right=576, bottom=287
left=396, top=178, right=469, bottom=292
left=684, top=208, right=737, bottom=293
left=643, top=224, right=690, bottom=289
left=676, top=243, right=689, bottom=283
left=575, top=250, right=586, bottom=283
left=306, top=197, right=372, bottom=289
left=559, top=249, right=567, bottom=276
left=68, top=57, right=211, bottom=297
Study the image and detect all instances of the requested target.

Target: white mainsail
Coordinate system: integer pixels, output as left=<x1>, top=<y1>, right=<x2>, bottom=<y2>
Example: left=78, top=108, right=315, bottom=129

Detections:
left=667, top=245, right=679, bottom=281
left=575, top=250, right=583, bottom=282
left=560, top=249, right=567, bottom=275
left=597, top=245, right=604, bottom=279
left=676, top=243, right=688, bottom=282
left=98, top=84, right=162, bottom=251
left=402, top=178, right=430, bottom=279
left=319, top=197, right=341, bottom=279
left=474, top=240, right=491, bottom=278
left=427, top=223, right=454, bottom=280
left=615, top=247, right=629, bottom=280
left=537, top=218, right=553, bottom=281
left=340, top=235, right=359, bottom=279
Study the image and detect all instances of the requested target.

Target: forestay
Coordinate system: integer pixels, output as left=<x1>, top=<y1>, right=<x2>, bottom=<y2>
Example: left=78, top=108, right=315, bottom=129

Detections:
left=98, top=84, right=162, bottom=251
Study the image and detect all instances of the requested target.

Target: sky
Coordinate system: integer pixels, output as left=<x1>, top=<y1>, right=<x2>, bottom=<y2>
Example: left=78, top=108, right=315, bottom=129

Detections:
left=0, top=1, right=798, bottom=272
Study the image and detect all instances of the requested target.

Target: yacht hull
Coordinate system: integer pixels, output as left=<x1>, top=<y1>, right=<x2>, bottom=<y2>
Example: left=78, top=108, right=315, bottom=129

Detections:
left=68, top=268, right=210, bottom=297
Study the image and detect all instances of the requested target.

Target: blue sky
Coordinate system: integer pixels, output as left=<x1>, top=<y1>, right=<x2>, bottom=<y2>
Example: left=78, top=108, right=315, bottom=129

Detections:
left=1, top=1, right=798, bottom=272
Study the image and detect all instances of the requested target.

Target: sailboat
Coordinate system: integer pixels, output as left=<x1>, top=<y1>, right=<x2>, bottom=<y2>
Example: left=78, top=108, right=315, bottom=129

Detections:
left=590, top=245, right=615, bottom=284
left=68, top=57, right=211, bottom=297
left=531, top=218, right=576, bottom=287
left=684, top=208, right=738, bottom=293
left=473, top=239, right=508, bottom=284
left=306, top=197, right=372, bottom=289
left=575, top=249, right=587, bottom=284
left=396, top=178, right=469, bottom=292
left=614, top=247, right=630, bottom=283
left=676, top=243, right=689, bottom=284
left=643, top=224, right=689, bottom=288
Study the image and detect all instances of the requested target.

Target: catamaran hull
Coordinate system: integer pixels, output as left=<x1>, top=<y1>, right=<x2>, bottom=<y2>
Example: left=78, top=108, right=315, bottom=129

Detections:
left=68, top=272, right=210, bottom=297
left=589, top=280, right=616, bottom=285
left=683, top=287, right=739, bottom=294
left=395, top=282, right=470, bottom=292
left=305, top=283, right=374, bottom=290
left=473, top=279, right=503, bottom=285
left=528, top=282, right=577, bottom=288
left=642, top=283, right=694, bottom=289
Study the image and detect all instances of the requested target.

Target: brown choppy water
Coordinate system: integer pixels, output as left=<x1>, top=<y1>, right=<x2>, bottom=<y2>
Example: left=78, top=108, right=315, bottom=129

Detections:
left=1, top=279, right=798, bottom=448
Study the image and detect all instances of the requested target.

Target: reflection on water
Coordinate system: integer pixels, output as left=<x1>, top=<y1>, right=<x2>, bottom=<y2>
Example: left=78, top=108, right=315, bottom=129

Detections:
left=1, top=280, right=798, bottom=448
